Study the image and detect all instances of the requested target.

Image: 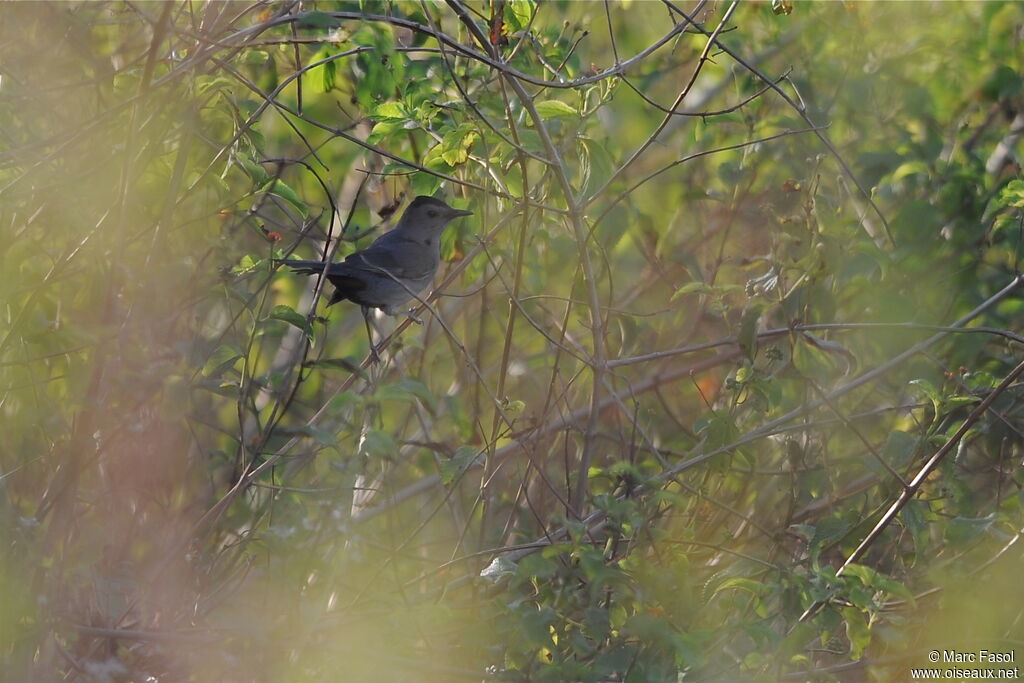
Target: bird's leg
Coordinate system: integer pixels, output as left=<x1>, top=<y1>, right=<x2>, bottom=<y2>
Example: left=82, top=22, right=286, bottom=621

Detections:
left=405, top=308, right=423, bottom=325
left=361, top=306, right=381, bottom=363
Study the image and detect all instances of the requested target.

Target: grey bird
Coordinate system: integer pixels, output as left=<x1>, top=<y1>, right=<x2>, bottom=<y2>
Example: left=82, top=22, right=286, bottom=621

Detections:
left=276, top=195, right=472, bottom=358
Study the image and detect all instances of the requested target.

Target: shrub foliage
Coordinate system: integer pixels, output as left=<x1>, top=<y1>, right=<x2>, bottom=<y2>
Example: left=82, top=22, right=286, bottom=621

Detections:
left=2, top=2, right=1023, bottom=680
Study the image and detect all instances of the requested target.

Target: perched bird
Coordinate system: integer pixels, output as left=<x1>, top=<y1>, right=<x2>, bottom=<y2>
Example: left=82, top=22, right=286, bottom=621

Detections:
left=276, top=195, right=472, bottom=358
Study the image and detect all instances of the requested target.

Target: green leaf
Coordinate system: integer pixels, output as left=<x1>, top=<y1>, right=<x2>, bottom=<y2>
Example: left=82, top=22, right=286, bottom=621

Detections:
left=231, top=253, right=261, bottom=275
left=503, top=172, right=524, bottom=199
left=874, top=575, right=916, bottom=608
left=411, top=171, right=443, bottom=198
left=328, top=391, right=364, bottom=413
left=297, top=10, right=335, bottom=29
left=999, top=179, right=1024, bottom=208
left=579, top=136, right=615, bottom=200
left=237, top=157, right=270, bottom=185
left=945, top=514, right=996, bottom=547
left=376, top=379, right=437, bottom=412
left=738, top=303, right=763, bottom=360
left=520, top=606, right=558, bottom=647
left=261, top=179, right=309, bottom=218
left=513, top=129, right=544, bottom=155
left=443, top=395, right=474, bottom=441
left=303, top=356, right=366, bottom=378
left=278, top=423, right=336, bottom=446
left=880, top=430, right=917, bottom=471
left=800, top=333, right=855, bottom=375
left=890, top=160, right=930, bottom=181
left=242, top=50, right=269, bottom=66
left=693, top=412, right=739, bottom=454
left=440, top=126, right=478, bottom=166
left=583, top=606, right=611, bottom=641
left=840, top=563, right=880, bottom=587
left=203, top=345, right=242, bottom=378
left=317, top=54, right=337, bottom=92
left=909, top=378, right=941, bottom=412
left=733, top=363, right=752, bottom=384
left=717, top=160, right=744, bottom=185
left=979, top=64, right=1022, bottom=101
left=241, top=124, right=265, bottom=155
left=196, top=75, right=236, bottom=96
left=808, top=516, right=851, bottom=553
left=502, top=398, right=526, bottom=416
left=963, top=370, right=998, bottom=392
left=360, top=429, right=398, bottom=457
left=370, top=101, right=410, bottom=122
left=504, top=0, right=535, bottom=32
left=351, top=25, right=403, bottom=106
left=439, top=445, right=477, bottom=485
left=771, top=0, right=793, bottom=15
left=367, top=119, right=405, bottom=145
left=421, top=142, right=454, bottom=174
left=670, top=281, right=743, bottom=302
left=534, top=99, right=578, bottom=119
left=671, top=281, right=709, bottom=299
left=908, top=378, right=978, bottom=418
left=194, top=377, right=239, bottom=398
left=268, top=305, right=312, bottom=339
left=793, top=339, right=837, bottom=381
left=900, top=498, right=929, bottom=558
left=841, top=607, right=871, bottom=659
left=711, top=576, right=769, bottom=599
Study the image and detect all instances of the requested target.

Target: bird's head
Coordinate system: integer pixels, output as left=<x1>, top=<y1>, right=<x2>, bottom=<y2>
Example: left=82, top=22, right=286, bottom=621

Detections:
left=397, top=196, right=473, bottom=236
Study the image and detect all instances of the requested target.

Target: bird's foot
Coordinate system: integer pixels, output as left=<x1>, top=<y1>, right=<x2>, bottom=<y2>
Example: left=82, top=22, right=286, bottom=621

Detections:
left=406, top=309, right=423, bottom=325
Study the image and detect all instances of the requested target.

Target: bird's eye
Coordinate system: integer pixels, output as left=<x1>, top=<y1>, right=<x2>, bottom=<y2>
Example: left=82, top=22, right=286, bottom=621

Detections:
left=428, top=210, right=438, bottom=217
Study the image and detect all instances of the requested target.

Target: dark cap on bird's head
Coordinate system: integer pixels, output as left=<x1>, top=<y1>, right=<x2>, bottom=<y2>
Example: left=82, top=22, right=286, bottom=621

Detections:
left=409, top=195, right=473, bottom=217
left=395, top=196, right=473, bottom=234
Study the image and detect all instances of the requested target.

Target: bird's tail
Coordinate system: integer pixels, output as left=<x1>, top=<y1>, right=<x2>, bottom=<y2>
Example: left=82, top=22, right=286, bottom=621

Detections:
left=275, top=259, right=334, bottom=275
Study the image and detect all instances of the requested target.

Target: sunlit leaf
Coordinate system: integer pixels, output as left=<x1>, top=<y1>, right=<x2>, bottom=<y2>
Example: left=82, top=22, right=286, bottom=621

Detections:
left=231, top=253, right=261, bottom=275
left=504, top=0, right=535, bottom=32
left=841, top=607, right=870, bottom=659
left=370, top=101, right=410, bottom=122
left=535, top=100, right=578, bottom=119
left=440, top=126, right=479, bottom=166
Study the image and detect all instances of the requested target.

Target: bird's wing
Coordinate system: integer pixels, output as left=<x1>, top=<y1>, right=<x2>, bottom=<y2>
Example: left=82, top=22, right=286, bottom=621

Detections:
left=344, top=235, right=434, bottom=281
left=277, top=248, right=422, bottom=280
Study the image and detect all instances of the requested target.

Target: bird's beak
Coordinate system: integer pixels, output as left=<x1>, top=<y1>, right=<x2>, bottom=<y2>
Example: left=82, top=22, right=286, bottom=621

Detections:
left=449, top=208, right=473, bottom=218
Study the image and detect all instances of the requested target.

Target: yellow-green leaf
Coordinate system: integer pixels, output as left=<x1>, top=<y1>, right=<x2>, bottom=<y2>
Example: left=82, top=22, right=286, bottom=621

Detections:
left=535, top=100, right=578, bottom=119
